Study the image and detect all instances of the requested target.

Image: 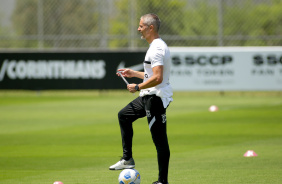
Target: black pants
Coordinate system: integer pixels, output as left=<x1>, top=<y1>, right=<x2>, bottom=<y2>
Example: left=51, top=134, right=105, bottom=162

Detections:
left=118, top=95, right=170, bottom=183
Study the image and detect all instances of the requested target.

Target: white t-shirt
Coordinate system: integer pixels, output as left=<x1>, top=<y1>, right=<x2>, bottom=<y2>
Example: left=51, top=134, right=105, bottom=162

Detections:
left=139, top=38, right=173, bottom=108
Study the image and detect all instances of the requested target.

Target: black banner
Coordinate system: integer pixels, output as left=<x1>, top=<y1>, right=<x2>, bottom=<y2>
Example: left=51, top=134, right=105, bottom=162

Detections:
left=0, top=51, right=146, bottom=90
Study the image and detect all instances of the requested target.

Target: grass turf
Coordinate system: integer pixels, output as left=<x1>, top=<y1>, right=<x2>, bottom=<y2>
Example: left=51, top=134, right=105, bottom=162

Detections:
left=0, top=90, right=282, bottom=184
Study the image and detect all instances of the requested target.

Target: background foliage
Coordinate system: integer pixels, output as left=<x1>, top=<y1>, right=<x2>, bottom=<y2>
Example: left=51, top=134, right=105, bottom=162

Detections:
left=0, top=0, right=282, bottom=49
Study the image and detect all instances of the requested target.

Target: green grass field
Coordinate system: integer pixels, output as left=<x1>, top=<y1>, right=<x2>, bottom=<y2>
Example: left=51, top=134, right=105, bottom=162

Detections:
left=0, top=90, right=282, bottom=184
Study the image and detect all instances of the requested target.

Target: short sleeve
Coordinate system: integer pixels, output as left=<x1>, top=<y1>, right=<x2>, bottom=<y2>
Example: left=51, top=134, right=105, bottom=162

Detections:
left=150, top=47, right=164, bottom=68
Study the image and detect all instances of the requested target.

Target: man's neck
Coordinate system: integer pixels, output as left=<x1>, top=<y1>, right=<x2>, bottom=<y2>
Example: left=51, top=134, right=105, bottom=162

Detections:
left=147, top=34, right=160, bottom=44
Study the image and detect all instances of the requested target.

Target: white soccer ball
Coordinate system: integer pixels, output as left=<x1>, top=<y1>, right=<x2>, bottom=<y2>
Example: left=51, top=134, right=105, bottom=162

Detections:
left=118, top=169, right=141, bottom=184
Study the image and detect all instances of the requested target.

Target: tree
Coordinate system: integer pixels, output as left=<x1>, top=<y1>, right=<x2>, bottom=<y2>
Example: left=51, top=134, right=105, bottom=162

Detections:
left=109, top=0, right=187, bottom=48
left=223, top=0, right=282, bottom=46
left=183, top=1, right=219, bottom=46
left=246, top=0, right=282, bottom=46
left=10, top=0, right=282, bottom=48
left=0, top=14, right=14, bottom=48
left=12, top=0, right=98, bottom=48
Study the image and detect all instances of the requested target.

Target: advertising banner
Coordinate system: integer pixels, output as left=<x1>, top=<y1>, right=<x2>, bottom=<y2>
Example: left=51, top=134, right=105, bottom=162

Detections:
left=169, top=47, right=282, bottom=91
left=0, top=51, right=145, bottom=90
left=1, top=47, right=281, bottom=91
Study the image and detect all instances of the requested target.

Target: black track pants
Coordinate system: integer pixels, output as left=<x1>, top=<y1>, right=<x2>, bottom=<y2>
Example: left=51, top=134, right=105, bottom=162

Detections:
left=118, top=95, right=170, bottom=183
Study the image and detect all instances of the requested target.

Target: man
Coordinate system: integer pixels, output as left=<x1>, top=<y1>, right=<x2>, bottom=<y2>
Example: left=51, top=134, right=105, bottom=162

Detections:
left=109, top=13, right=173, bottom=184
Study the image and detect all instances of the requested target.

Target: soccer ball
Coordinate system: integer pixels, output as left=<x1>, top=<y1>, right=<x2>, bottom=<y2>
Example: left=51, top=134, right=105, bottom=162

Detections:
left=118, top=169, right=141, bottom=184
left=53, top=182, right=63, bottom=184
left=209, top=105, right=218, bottom=112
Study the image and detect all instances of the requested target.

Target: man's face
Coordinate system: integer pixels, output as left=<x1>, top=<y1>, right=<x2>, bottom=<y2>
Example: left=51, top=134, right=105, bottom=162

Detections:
left=138, top=19, right=150, bottom=40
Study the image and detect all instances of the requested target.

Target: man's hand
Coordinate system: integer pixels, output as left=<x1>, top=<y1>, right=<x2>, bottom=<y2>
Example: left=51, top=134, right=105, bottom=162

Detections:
left=117, top=68, right=135, bottom=78
left=127, top=83, right=137, bottom=93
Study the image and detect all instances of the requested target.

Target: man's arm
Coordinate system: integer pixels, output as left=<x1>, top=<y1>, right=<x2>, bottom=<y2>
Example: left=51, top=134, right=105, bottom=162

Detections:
left=139, top=65, right=163, bottom=89
left=117, top=68, right=144, bottom=79
left=127, top=65, right=163, bottom=93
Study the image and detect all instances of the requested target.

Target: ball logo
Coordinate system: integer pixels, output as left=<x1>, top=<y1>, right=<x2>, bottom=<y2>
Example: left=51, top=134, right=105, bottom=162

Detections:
left=124, top=171, right=131, bottom=179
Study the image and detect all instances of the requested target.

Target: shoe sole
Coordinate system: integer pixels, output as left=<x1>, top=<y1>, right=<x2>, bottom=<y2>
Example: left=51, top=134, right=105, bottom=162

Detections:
left=109, top=165, right=135, bottom=170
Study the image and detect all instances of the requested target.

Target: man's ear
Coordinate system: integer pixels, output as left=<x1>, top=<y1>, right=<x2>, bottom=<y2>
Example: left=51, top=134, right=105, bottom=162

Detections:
left=149, top=25, right=154, bottom=31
